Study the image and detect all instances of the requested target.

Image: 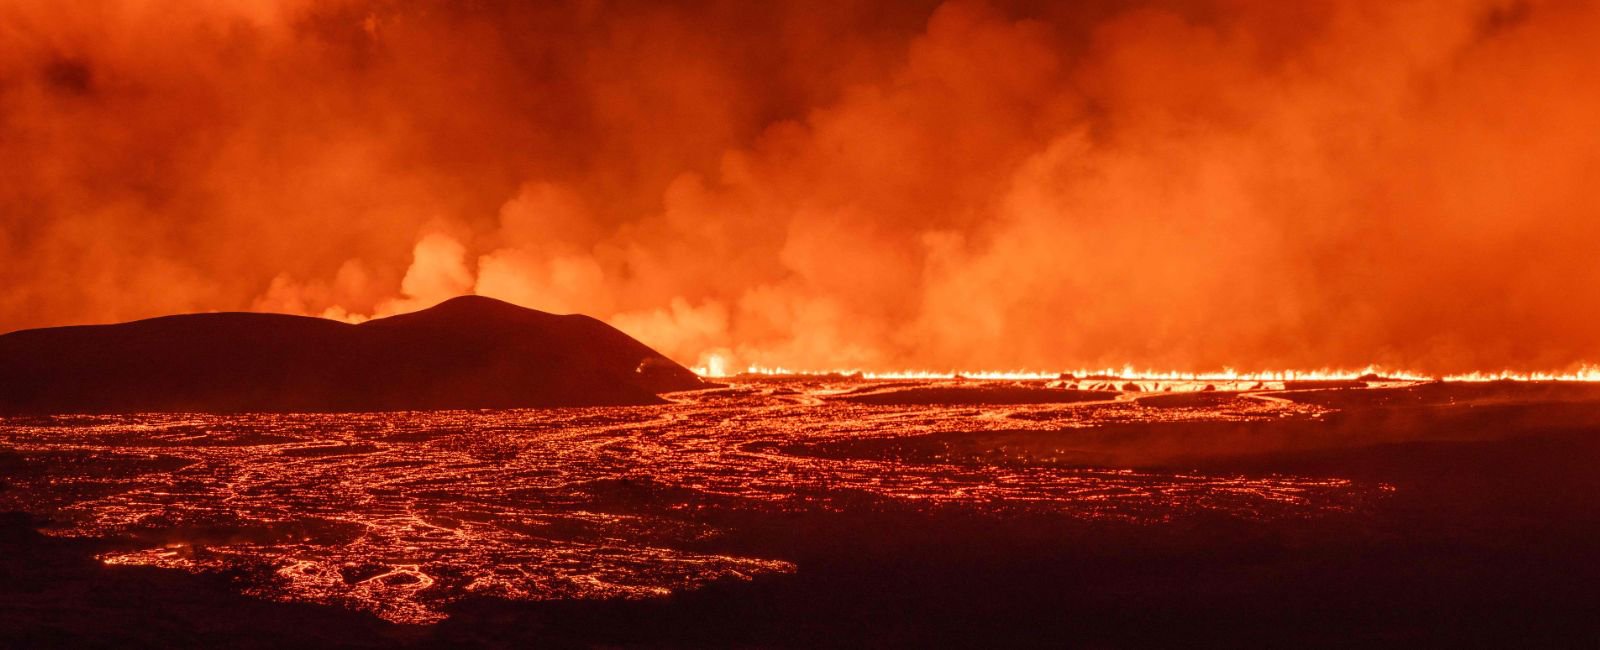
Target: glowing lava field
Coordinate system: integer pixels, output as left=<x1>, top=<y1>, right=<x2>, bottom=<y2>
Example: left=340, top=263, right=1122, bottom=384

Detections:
left=5, top=377, right=1600, bottom=646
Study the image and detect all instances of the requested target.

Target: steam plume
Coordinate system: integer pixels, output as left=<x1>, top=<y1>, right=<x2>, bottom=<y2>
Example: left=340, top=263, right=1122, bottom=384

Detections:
left=4, top=0, right=1597, bottom=373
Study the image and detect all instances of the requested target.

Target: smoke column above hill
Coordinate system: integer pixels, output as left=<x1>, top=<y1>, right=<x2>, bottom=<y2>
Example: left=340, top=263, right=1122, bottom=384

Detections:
left=4, top=0, right=1599, bottom=373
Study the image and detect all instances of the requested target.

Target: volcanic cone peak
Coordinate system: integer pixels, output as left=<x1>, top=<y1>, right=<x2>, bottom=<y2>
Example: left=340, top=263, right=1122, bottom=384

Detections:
left=0, top=296, right=709, bottom=414
left=374, top=295, right=559, bottom=326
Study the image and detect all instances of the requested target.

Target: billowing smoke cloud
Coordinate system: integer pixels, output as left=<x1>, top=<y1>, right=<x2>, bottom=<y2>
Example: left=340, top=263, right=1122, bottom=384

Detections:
left=4, top=0, right=1599, bottom=374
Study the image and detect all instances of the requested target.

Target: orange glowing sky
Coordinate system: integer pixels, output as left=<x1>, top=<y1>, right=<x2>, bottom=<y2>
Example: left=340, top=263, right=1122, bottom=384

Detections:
left=3, top=0, right=1599, bottom=374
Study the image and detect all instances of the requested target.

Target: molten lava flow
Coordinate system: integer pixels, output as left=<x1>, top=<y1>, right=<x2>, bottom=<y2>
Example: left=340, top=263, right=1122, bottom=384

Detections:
left=692, top=363, right=1600, bottom=384
left=1438, top=368, right=1600, bottom=382
left=0, top=378, right=1382, bottom=624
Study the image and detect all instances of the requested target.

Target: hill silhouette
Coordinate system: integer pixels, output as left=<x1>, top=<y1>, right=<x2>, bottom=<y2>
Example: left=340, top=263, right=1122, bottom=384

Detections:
left=0, top=296, right=709, bottom=413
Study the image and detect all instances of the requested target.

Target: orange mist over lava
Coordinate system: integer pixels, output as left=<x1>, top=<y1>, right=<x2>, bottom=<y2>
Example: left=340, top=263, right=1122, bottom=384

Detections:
left=5, top=1, right=1600, bottom=375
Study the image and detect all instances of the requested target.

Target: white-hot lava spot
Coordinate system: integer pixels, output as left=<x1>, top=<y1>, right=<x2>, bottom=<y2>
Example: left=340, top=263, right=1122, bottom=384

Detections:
left=0, top=378, right=1392, bottom=623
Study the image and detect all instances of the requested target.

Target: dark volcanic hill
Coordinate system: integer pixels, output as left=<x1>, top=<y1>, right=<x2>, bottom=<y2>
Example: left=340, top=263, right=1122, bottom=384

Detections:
left=0, top=296, right=710, bottom=413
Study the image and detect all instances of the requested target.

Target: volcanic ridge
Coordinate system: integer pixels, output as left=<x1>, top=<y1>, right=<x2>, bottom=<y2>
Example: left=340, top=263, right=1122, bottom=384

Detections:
left=0, top=296, right=709, bottom=413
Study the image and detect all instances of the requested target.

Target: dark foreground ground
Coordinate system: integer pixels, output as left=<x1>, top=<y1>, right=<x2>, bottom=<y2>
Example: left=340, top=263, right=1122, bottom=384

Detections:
left=4, top=381, right=1600, bottom=648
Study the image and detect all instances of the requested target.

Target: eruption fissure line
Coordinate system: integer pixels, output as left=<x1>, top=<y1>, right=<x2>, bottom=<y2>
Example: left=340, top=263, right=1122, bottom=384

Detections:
left=692, top=361, right=1600, bottom=383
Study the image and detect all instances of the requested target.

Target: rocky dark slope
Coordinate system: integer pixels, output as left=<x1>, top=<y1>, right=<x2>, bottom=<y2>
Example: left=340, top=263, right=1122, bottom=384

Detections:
left=0, top=296, right=708, bottom=413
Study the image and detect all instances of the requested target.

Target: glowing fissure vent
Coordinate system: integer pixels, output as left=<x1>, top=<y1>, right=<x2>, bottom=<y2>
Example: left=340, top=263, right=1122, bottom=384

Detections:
left=690, top=363, right=1600, bottom=383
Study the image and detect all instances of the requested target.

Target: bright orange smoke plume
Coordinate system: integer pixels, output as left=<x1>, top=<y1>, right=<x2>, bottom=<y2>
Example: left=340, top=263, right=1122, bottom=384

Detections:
left=3, top=0, right=1599, bottom=375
